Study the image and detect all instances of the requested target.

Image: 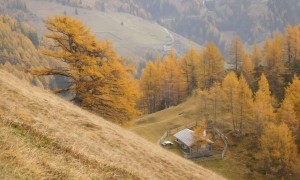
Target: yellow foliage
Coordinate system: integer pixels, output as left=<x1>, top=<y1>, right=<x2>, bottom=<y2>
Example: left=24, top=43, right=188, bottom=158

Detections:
left=222, top=71, right=240, bottom=131
left=198, top=42, right=224, bottom=88
left=259, top=123, right=298, bottom=176
left=193, top=121, right=207, bottom=145
left=277, top=99, right=298, bottom=136
left=33, top=16, right=140, bottom=124
left=251, top=42, right=262, bottom=67
left=254, top=74, right=275, bottom=134
left=228, top=36, right=245, bottom=72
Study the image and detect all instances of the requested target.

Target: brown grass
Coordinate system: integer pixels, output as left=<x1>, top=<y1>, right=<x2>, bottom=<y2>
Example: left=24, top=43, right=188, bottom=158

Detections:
left=0, top=70, right=224, bottom=179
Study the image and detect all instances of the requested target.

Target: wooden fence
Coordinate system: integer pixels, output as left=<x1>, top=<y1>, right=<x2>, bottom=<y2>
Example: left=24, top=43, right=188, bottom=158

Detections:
left=214, top=128, right=228, bottom=159
left=157, top=131, right=168, bottom=145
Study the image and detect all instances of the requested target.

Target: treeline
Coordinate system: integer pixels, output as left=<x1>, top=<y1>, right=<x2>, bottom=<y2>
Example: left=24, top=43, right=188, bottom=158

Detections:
left=139, top=44, right=224, bottom=114
left=140, top=23, right=300, bottom=114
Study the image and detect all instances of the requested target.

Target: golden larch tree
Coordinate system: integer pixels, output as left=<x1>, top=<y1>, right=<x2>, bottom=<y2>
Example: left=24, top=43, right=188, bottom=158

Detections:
left=198, top=42, right=224, bottom=89
left=259, top=123, right=298, bottom=177
left=222, top=71, right=240, bottom=131
left=254, top=74, right=274, bottom=134
left=238, top=75, right=254, bottom=134
left=284, top=75, right=300, bottom=122
left=228, top=36, right=245, bottom=73
left=193, top=121, right=208, bottom=145
left=162, top=49, right=187, bottom=107
left=263, top=33, right=287, bottom=100
left=241, top=54, right=255, bottom=89
left=32, top=16, right=140, bottom=124
left=284, top=24, right=300, bottom=71
left=251, top=42, right=262, bottom=67
left=139, top=61, right=160, bottom=114
left=277, top=98, right=298, bottom=136
left=179, top=48, right=200, bottom=95
left=208, top=82, right=224, bottom=127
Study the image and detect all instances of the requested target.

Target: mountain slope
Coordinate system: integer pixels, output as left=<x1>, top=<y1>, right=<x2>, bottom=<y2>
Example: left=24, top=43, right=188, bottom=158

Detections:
left=24, top=0, right=202, bottom=63
left=0, top=70, right=223, bottom=179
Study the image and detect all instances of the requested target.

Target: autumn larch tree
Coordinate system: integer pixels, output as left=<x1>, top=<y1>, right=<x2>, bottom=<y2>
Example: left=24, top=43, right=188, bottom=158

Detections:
left=228, top=36, right=245, bottom=73
left=161, top=49, right=186, bottom=107
left=251, top=42, right=262, bottom=67
left=193, top=121, right=208, bottom=146
left=254, top=74, right=274, bottom=134
left=222, top=71, right=240, bottom=131
left=238, top=75, right=254, bottom=134
left=259, top=123, right=298, bottom=177
left=198, top=42, right=224, bottom=89
left=277, top=98, right=298, bottom=136
left=241, top=54, right=255, bottom=89
left=283, top=23, right=300, bottom=72
left=208, top=82, right=224, bottom=127
left=179, top=48, right=199, bottom=95
left=284, top=75, right=300, bottom=124
left=263, top=33, right=287, bottom=100
left=32, top=16, right=140, bottom=124
left=139, top=61, right=159, bottom=114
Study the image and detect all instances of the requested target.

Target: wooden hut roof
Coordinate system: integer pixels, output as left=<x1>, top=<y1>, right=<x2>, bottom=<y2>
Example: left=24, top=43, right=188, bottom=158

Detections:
left=173, top=128, right=215, bottom=147
left=173, top=129, right=194, bottom=147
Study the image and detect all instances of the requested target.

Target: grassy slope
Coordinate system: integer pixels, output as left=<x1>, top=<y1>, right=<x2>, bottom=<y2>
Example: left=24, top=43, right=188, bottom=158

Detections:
left=0, top=70, right=223, bottom=179
left=131, top=97, right=200, bottom=143
left=25, top=0, right=202, bottom=63
left=131, top=98, right=300, bottom=180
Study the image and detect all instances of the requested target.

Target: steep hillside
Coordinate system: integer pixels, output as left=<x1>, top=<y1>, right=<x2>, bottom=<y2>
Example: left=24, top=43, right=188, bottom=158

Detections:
left=0, top=70, right=223, bottom=179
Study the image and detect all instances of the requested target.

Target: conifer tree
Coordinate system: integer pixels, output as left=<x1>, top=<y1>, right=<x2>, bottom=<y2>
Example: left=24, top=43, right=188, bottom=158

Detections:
left=140, top=61, right=159, bottom=114
left=284, top=24, right=296, bottom=69
left=277, top=99, right=298, bottom=136
left=193, top=121, right=208, bottom=145
left=254, top=74, right=274, bottom=134
left=162, top=49, right=186, bottom=107
left=259, top=123, right=298, bottom=176
left=263, top=33, right=287, bottom=99
left=241, top=54, right=255, bottom=89
left=179, top=48, right=199, bottom=95
left=33, top=16, right=140, bottom=124
left=284, top=75, right=300, bottom=120
left=222, top=71, right=240, bottom=131
left=198, top=42, right=224, bottom=89
left=284, top=24, right=300, bottom=72
left=208, top=82, right=224, bottom=127
left=238, top=75, right=254, bottom=134
left=228, top=36, right=245, bottom=73
left=251, top=42, right=262, bottom=67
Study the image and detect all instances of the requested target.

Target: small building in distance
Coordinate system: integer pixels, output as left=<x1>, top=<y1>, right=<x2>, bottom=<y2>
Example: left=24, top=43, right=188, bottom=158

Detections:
left=173, top=128, right=214, bottom=159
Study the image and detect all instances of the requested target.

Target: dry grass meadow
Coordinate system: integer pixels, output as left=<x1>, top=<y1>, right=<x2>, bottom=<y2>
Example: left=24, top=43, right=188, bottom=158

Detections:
left=0, top=70, right=224, bottom=179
